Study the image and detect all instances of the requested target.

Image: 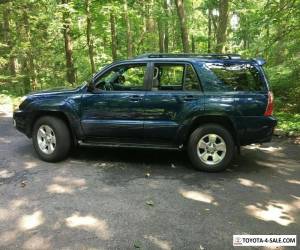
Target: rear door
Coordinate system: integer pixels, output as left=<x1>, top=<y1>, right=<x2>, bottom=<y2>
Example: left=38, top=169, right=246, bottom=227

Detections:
left=197, top=61, right=269, bottom=141
left=143, top=62, right=204, bottom=145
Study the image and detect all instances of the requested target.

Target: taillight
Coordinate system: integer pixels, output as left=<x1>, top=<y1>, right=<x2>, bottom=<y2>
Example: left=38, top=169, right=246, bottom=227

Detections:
left=264, top=91, right=274, bottom=116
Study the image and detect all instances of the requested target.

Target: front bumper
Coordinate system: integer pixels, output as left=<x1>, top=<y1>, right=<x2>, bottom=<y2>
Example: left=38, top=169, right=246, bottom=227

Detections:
left=13, top=109, right=31, bottom=137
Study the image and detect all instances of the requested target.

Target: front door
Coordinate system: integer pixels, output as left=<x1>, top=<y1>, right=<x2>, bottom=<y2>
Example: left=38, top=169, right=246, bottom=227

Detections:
left=81, top=63, right=149, bottom=142
left=143, top=62, right=204, bottom=145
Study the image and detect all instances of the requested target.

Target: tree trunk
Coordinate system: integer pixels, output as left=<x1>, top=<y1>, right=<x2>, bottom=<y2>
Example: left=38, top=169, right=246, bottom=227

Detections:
left=23, top=6, right=37, bottom=91
left=216, top=0, right=229, bottom=53
left=124, top=0, right=133, bottom=58
left=175, top=0, right=189, bottom=53
left=85, top=0, right=96, bottom=74
left=3, top=4, right=17, bottom=83
left=22, top=60, right=31, bottom=94
left=191, top=35, right=195, bottom=53
left=208, top=8, right=212, bottom=53
left=158, top=17, right=164, bottom=53
left=110, top=10, right=117, bottom=61
left=62, top=0, right=76, bottom=85
left=163, top=0, right=169, bottom=53
left=20, top=9, right=31, bottom=94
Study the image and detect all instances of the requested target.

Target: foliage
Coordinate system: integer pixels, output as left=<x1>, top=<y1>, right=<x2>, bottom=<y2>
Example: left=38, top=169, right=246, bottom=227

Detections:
left=275, top=112, right=300, bottom=134
left=0, top=0, right=299, bottom=129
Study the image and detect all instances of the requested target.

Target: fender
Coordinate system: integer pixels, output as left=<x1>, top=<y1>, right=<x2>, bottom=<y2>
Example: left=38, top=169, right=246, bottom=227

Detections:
left=25, top=94, right=85, bottom=140
left=176, top=112, right=242, bottom=147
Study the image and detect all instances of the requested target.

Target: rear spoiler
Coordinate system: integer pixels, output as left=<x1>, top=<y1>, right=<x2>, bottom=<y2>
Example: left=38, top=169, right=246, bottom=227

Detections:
left=252, top=58, right=266, bottom=66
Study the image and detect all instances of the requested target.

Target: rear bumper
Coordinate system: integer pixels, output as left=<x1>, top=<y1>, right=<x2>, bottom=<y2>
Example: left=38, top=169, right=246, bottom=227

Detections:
left=13, top=110, right=31, bottom=137
left=240, top=116, right=277, bottom=145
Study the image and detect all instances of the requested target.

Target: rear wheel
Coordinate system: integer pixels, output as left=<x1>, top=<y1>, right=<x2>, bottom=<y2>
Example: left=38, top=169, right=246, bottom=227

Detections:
left=188, top=124, right=235, bottom=172
left=32, top=116, right=71, bottom=162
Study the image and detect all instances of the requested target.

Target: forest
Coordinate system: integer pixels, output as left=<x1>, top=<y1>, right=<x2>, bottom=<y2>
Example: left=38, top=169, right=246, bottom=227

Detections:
left=0, top=0, right=299, bottom=132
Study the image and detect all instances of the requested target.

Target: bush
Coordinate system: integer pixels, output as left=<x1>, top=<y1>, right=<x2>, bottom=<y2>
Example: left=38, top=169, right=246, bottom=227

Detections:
left=275, top=112, right=300, bottom=133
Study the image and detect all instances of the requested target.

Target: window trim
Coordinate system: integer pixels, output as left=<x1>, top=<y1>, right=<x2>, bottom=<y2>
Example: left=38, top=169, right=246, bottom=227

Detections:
left=93, top=62, right=151, bottom=92
left=149, top=61, right=203, bottom=92
left=183, top=63, right=202, bottom=91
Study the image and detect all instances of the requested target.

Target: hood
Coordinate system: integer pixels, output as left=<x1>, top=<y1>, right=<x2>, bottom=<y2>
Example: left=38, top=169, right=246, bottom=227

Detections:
left=29, top=85, right=85, bottom=97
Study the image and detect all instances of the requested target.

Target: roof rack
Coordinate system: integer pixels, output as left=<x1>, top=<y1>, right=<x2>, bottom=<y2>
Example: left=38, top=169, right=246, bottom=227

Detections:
left=135, top=53, right=242, bottom=60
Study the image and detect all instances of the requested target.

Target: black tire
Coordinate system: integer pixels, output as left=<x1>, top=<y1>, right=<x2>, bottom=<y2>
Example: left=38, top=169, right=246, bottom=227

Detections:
left=32, top=116, right=71, bottom=162
left=187, top=124, right=235, bottom=172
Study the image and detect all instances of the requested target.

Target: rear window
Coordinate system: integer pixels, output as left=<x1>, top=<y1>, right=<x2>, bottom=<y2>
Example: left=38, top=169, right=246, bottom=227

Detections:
left=198, top=63, right=265, bottom=92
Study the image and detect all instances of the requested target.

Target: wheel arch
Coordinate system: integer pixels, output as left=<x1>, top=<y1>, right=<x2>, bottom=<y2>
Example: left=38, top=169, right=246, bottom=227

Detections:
left=29, top=111, right=77, bottom=146
left=183, top=115, right=239, bottom=147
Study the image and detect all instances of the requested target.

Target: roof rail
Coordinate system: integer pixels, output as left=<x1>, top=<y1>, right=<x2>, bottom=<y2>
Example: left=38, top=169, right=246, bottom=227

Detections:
left=135, top=53, right=242, bottom=60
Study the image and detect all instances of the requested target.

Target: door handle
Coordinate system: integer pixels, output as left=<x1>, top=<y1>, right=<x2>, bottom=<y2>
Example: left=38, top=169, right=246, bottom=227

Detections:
left=129, top=95, right=142, bottom=102
left=183, top=95, right=197, bottom=101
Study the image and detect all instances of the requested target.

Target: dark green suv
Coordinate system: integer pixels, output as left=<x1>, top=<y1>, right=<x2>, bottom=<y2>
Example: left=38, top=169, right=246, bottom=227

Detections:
left=13, top=53, right=277, bottom=172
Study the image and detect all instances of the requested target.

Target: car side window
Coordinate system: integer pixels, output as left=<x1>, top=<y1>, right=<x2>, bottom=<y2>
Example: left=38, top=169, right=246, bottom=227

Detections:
left=152, top=63, right=200, bottom=91
left=198, top=63, right=265, bottom=92
left=152, top=64, right=184, bottom=91
left=184, top=64, right=201, bottom=91
left=95, top=64, right=146, bottom=91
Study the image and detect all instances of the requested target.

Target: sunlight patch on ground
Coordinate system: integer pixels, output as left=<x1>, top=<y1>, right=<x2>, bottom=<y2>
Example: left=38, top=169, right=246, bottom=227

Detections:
left=10, top=198, right=28, bottom=209
left=287, top=179, right=300, bottom=185
left=0, top=230, right=18, bottom=245
left=277, top=169, right=293, bottom=176
left=245, top=200, right=297, bottom=226
left=253, top=160, right=279, bottom=169
left=147, top=180, right=161, bottom=189
left=47, top=184, right=74, bottom=194
left=47, top=176, right=86, bottom=194
left=22, top=235, right=51, bottom=250
left=0, top=198, right=28, bottom=222
left=290, top=196, right=300, bottom=212
left=179, top=188, right=218, bottom=205
left=144, top=235, right=171, bottom=250
left=0, top=208, right=12, bottom=222
left=65, top=212, right=110, bottom=239
left=254, top=160, right=295, bottom=176
left=245, top=144, right=282, bottom=152
left=24, top=161, right=38, bottom=169
left=19, top=211, right=45, bottom=231
left=53, top=176, right=86, bottom=186
left=238, top=178, right=270, bottom=193
left=0, top=169, right=14, bottom=178
left=0, top=138, right=11, bottom=144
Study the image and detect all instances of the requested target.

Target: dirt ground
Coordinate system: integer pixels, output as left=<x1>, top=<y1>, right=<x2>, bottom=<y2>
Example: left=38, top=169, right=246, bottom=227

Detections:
left=0, top=105, right=299, bottom=250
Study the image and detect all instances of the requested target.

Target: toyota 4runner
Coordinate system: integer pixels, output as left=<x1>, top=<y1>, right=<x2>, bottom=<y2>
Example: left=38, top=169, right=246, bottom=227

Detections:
left=13, top=53, right=277, bottom=172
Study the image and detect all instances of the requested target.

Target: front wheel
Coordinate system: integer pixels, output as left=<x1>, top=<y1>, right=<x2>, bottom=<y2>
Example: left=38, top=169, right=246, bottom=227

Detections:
left=32, top=116, right=71, bottom=162
left=188, top=124, right=235, bottom=172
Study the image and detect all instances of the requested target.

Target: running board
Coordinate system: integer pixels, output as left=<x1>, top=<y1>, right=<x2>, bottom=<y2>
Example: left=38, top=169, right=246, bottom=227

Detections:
left=78, top=140, right=180, bottom=150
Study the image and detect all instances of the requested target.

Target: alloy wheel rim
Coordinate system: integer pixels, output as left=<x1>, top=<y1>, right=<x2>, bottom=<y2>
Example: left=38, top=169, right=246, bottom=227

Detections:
left=197, top=134, right=226, bottom=165
left=37, top=125, right=56, bottom=155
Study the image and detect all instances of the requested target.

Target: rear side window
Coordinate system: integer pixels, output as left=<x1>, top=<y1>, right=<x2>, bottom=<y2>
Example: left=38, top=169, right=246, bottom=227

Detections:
left=198, top=63, right=265, bottom=92
left=152, top=63, right=200, bottom=91
left=185, top=65, right=201, bottom=91
left=159, top=65, right=184, bottom=90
